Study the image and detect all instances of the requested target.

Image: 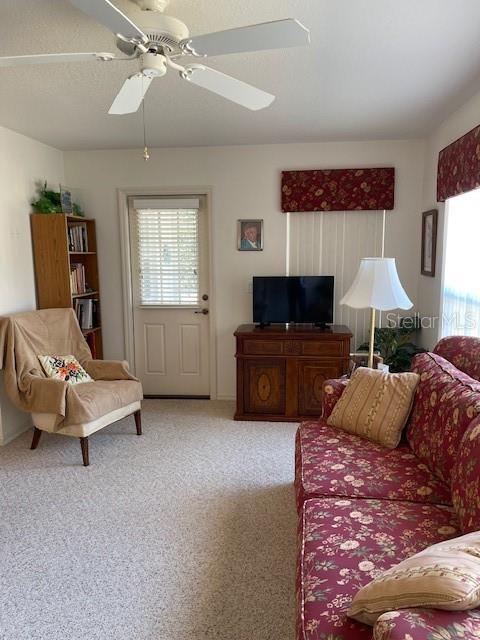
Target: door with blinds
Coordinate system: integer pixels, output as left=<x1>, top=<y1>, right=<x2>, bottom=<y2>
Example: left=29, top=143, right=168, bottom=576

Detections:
left=129, top=196, right=210, bottom=396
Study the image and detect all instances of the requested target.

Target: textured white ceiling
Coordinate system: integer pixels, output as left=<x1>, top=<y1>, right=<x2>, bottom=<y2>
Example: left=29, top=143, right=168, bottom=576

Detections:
left=1, top=0, right=480, bottom=150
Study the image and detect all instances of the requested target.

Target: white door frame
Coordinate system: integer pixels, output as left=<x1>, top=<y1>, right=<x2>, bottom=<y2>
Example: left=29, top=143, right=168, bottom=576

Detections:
left=117, top=186, right=217, bottom=399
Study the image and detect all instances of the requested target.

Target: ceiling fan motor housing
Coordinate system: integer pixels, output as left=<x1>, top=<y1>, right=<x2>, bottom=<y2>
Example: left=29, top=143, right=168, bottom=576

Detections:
left=116, top=13, right=189, bottom=56
left=132, top=0, right=169, bottom=12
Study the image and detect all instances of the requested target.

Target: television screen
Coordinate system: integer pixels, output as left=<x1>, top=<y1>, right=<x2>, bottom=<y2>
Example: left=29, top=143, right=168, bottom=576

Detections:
left=253, top=276, right=334, bottom=325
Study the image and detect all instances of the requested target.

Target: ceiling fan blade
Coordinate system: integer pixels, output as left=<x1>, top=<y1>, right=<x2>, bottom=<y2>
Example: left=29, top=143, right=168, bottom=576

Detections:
left=0, top=52, right=116, bottom=67
left=181, top=64, right=274, bottom=111
left=69, top=0, right=148, bottom=44
left=109, top=73, right=153, bottom=115
left=180, top=19, right=310, bottom=57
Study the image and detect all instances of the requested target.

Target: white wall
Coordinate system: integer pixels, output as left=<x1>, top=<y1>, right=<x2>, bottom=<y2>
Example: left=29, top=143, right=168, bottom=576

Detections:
left=65, top=139, right=424, bottom=399
left=419, top=87, right=480, bottom=349
left=0, top=126, right=64, bottom=444
left=288, top=142, right=425, bottom=350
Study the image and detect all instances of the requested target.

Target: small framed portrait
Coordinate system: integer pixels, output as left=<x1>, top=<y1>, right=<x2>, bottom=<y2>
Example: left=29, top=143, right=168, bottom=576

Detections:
left=237, top=219, right=263, bottom=251
left=60, top=185, right=73, bottom=214
left=421, top=209, right=438, bottom=277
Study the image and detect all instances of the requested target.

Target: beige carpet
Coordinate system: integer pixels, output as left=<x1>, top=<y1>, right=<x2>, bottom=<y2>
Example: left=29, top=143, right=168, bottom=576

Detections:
left=0, top=400, right=298, bottom=640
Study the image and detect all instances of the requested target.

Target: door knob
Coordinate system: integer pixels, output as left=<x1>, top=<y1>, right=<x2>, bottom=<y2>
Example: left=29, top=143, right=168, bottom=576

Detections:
left=194, top=308, right=209, bottom=315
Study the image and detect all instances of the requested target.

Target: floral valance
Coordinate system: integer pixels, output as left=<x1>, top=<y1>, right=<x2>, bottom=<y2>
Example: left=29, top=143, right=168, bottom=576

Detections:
left=281, top=168, right=395, bottom=212
left=437, top=124, right=480, bottom=202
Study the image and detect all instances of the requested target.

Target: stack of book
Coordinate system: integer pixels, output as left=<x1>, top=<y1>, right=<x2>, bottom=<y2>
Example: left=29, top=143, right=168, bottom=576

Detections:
left=74, top=298, right=99, bottom=330
left=70, top=263, right=86, bottom=295
left=68, top=224, right=88, bottom=252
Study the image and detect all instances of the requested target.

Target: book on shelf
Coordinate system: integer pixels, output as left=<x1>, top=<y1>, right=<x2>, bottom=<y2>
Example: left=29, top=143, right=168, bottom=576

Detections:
left=68, top=223, right=89, bottom=252
left=74, top=297, right=100, bottom=330
left=86, top=331, right=97, bottom=358
left=70, top=263, right=86, bottom=295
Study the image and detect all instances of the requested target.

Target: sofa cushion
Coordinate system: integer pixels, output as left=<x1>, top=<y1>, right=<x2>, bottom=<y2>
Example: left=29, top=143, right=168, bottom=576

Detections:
left=295, top=421, right=451, bottom=512
left=327, top=368, right=420, bottom=449
left=434, top=336, right=480, bottom=382
left=373, top=609, right=480, bottom=640
left=452, top=416, right=480, bottom=533
left=323, top=378, right=349, bottom=419
left=297, top=497, right=459, bottom=640
left=349, top=530, right=480, bottom=625
left=407, top=352, right=480, bottom=484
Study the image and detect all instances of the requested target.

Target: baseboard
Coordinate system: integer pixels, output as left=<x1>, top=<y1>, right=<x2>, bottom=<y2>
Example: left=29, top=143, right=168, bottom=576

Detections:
left=216, top=395, right=235, bottom=401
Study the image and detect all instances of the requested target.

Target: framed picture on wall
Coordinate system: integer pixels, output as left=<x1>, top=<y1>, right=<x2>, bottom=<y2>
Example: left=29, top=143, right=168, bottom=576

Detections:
left=237, top=219, right=264, bottom=251
left=421, top=209, right=438, bottom=277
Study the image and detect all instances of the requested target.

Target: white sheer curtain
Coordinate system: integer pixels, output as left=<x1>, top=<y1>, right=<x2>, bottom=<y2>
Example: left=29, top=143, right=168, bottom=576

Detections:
left=441, top=188, right=480, bottom=337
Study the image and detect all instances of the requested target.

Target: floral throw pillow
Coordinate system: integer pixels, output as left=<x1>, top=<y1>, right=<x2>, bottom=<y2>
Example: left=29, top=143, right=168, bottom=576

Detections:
left=38, top=355, right=92, bottom=385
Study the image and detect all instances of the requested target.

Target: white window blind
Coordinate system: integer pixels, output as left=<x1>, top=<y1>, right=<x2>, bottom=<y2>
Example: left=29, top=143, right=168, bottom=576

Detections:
left=134, top=206, right=200, bottom=306
left=441, top=188, right=480, bottom=337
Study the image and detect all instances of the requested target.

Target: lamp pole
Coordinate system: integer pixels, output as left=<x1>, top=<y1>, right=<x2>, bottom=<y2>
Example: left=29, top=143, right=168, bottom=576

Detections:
left=368, top=307, right=376, bottom=369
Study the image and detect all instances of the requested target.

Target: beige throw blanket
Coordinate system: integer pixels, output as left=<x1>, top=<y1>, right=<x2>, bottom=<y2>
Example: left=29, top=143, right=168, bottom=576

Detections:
left=0, top=308, right=142, bottom=429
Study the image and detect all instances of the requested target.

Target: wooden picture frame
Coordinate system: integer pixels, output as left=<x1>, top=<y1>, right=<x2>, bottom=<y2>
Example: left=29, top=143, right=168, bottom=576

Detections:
left=237, top=219, right=263, bottom=251
left=60, top=185, right=73, bottom=214
left=421, top=209, right=438, bottom=276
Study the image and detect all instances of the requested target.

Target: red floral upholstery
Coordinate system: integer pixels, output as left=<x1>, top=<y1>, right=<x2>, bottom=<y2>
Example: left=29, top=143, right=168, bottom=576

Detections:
left=407, top=352, right=480, bottom=483
left=295, top=421, right=451, bottom=512
left=322, top=377, right=349, bottom=419
left=434, top=336, right=480, bottom=382
left=297, top=498, right=459, bottom=640
left=451, top=416, right=480, bottom=533
left=373, top=609, right=480, bottom=640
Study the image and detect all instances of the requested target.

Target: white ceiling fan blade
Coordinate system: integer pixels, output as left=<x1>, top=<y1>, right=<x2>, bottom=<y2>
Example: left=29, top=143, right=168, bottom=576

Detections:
left=109, top=73, right=153, bottom=115
left=181, top=64, right=275, bottom=111
left=180, top=19, right=310, bottom=57
left=0, top=52, right=116, bottom=67
left=69, top=0, right=148, bottom=44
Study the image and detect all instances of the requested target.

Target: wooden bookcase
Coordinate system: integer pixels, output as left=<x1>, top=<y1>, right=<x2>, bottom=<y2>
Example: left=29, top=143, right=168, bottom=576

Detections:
left=30, top=213, right=103, bottom=358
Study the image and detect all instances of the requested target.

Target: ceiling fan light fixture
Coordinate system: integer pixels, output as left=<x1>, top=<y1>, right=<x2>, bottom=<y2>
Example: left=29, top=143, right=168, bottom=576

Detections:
left=141, top=52, right=167, bottom=78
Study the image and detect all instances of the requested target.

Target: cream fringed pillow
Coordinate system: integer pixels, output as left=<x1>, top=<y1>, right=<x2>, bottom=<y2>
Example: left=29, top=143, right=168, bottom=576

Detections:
left=326, top=367, right=419, bottom=448
left=348, top=531, right=480, bottom=625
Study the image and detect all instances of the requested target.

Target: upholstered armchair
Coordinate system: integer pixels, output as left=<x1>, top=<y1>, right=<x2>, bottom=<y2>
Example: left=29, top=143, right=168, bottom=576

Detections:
left=0, top=308, right=143, bottom=466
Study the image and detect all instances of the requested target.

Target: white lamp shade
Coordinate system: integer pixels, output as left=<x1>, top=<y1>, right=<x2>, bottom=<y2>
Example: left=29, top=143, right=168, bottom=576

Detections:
left=340, top=257, right=413, bottom=311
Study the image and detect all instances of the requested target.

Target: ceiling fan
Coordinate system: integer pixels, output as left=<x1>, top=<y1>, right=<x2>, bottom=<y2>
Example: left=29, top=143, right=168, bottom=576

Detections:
left=0, top=0, right=310, bottom=114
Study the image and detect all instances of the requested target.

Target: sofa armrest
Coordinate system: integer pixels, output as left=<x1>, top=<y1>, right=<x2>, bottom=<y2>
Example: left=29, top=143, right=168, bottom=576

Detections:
left=84, top=359, right=138, bottom=382
left=322, top=377, right=349, bottom=419
left=373, top=609, right=480, bottom=640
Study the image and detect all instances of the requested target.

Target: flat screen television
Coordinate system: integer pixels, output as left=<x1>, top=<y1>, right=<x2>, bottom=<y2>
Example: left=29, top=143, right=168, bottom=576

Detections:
left=253, top=276, right=334, bottom=326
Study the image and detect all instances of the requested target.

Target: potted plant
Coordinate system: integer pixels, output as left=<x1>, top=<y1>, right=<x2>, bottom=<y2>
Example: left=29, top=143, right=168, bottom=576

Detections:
left=358, top=316, right=426, bottom=372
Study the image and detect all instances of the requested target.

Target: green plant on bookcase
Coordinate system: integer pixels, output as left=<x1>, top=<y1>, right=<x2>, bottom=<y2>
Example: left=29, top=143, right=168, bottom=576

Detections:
left=31, top=181, right=84, bottom=216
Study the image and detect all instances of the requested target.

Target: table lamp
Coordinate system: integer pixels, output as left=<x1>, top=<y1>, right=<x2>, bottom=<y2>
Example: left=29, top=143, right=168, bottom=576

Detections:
left=340, top=257, right=413, bottom=369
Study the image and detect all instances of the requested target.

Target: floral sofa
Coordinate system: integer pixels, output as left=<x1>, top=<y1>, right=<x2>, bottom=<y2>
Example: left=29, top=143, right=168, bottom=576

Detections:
left=294, top=336, right=480, bottom=640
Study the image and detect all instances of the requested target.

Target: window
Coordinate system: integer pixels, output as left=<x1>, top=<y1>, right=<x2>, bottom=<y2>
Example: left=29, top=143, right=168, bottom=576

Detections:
left=132, top=203, right=200, bottom=306
left=441, top=188, right=480, bottom=337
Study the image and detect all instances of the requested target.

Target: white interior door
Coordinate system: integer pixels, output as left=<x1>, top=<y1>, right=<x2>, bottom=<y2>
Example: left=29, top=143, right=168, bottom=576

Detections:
left=129, top=196, right=210, bottom=397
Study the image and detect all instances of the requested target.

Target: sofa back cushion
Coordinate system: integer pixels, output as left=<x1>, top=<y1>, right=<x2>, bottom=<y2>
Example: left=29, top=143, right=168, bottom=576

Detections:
left=452, top=416, right=480, bottom=533
left=434, top=336, right=480, bottom=382
left=407, top=352, right=480, bottom=484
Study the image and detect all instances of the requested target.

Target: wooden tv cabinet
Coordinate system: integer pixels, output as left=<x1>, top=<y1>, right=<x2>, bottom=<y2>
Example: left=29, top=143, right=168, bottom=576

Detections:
left=234, top=324, right=352, bottom=422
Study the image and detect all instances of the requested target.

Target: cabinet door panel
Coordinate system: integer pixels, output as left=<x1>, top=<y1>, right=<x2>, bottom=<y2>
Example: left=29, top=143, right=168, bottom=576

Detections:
left=298, top=360, right=343, bottom=416
left=244, top=359, right=286, bottom=415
